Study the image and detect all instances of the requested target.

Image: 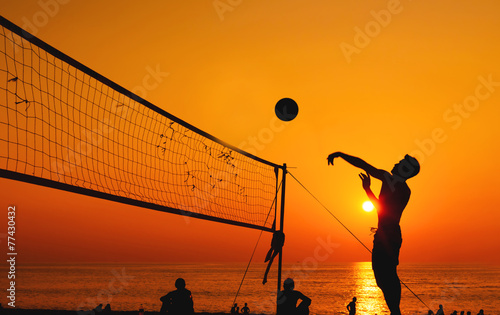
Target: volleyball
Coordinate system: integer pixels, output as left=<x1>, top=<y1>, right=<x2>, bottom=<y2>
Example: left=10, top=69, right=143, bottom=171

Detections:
left=275, top=98, right=298, bottom=121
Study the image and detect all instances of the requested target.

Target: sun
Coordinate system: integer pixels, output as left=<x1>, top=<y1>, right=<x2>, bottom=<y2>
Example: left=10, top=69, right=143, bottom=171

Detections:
left=362, top=201, right=375, bottom=212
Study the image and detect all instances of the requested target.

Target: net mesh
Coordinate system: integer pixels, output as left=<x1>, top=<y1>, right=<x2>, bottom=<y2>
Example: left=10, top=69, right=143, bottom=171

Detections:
left=0, top=16, right=279, bottom=231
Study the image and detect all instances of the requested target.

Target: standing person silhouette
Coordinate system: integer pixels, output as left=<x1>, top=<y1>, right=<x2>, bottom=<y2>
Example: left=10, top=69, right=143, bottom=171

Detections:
left=327, top=152, right=420, bottom=315
left=160, top=278, right=194, bottom=314
left=347, top=297, right=357, bottom=315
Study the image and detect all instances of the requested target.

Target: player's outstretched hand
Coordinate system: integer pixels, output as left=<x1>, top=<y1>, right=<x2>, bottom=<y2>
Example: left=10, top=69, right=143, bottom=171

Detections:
left=327, top=152, right=341, bottom=165
left=359, top=172, right=371, bottom=190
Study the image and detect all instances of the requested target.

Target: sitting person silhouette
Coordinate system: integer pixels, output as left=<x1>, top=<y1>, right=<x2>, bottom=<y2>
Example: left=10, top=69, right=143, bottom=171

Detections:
left=230, top=303, right=239, bottom=314
left=103, top=304, right=111, bottom=314
left=160, top=278, right=194, bottom=314
left=436, top=304, right=444, bottom=315
left=277, top=278, right=311, bottom=315
left=241, top=302, right=250, bottom=314
left=328, top=152, right=420, bottom=315
left=93, top=304, right=103, bottom=313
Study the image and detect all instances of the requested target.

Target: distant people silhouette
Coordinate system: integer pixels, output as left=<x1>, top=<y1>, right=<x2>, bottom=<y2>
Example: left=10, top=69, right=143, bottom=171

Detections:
left=277, top=278, right=311, bottom=315
left=93, top=304, right=103, bottom=313
left=160, top=278, right=194, bottom=314
left=436, top=304, right=445, bottom=315
left=327, top=152, right=420, bottom=315
left=460, top=311, right=464, bottom=315
left=230, top=303, right=239, bottom=314
left=451, top=311, right=458, bottom=315
left=103, top=304, right=111, bottom=314
left=241, top=303, right=250, bottom=314
left=347, top=297, right=357, bottom=315
left=466, top=312, right=471, bottom=315
left=477, top=310, right=484, bottom=315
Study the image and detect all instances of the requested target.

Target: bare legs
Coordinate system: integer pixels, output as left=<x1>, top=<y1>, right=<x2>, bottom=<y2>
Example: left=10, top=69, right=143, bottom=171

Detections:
left=373, top=264, right=401, bottom=315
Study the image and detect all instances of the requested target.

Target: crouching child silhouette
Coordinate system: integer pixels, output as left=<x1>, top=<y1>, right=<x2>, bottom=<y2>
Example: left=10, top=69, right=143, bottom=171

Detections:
left=327, top=152, right=420, bottom=315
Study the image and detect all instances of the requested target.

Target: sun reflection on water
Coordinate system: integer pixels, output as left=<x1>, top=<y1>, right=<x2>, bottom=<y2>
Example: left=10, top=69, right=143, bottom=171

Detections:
left=353, top=262, right=388, bottom=315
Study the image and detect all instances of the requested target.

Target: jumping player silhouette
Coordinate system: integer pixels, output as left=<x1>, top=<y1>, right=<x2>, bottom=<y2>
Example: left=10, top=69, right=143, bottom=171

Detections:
left=327, top=152, right=420, bottom=315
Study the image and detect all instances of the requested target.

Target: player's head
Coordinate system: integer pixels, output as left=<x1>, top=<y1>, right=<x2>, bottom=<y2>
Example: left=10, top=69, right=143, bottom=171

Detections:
left=391, top=154, right=420, bottom=179
left=175, top=278, right=186, bottom=289
left=283, top=278, right=295, bottom=291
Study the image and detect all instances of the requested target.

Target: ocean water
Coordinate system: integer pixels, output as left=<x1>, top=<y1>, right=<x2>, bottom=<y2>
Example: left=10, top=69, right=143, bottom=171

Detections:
left=1, top=262, right=499, bottom=314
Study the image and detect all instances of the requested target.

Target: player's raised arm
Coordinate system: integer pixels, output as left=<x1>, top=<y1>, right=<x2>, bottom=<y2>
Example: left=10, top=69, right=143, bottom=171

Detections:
left=327, top=152, right=387, bottom=180
left=359, top=172, right=379, bottom=208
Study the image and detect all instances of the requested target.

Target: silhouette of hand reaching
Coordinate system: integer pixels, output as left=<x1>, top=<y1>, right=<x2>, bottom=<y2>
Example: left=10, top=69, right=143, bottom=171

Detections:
left=327, top=152, right=342, bottom=165
left=359, top=172, right=371, bottom=190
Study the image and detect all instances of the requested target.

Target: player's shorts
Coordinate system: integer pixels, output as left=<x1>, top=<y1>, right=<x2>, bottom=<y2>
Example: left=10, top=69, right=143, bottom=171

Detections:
left=372, top=226, right=402, bottom=269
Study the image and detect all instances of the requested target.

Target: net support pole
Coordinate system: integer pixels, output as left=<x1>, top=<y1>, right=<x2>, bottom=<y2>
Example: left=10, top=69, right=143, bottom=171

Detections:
left=276, top=163, right=287, bottom=314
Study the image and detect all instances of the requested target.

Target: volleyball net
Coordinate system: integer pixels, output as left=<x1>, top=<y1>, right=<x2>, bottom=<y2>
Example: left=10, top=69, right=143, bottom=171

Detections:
left=0, top=16, right=283, bottom=232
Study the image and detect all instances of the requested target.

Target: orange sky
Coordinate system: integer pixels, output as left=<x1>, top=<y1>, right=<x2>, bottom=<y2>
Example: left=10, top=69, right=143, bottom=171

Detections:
left=1, top=0, right=499, bottom=264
